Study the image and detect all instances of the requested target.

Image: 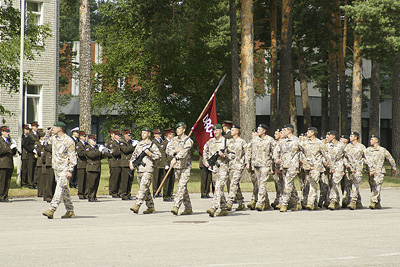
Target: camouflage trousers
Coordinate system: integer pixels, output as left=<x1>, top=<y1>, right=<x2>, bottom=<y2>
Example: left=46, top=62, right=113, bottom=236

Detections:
left=348, top=171, right=362, bottom=203
left=329, top=169, right=344, bottom=203
left=298, top=170, right=310, bottom=206
left=341, top=172, right=352, bottom=205
left=135, top=172, right=154, bottom=208
left=281, top=168, right=299, bottom=206
left=227, top=169, right=244, bottom=206
left=173, top=168, right=192, bottom=210
left=50, top=170, right=74, bottom=211
left=210, top=168, right=229, bottom=210
left=254, top=166, right=271, bottom=207
left=249, top=170, right=258, bottom=202
left=272, top=171, right=283, bottom=205
left=306, top=169, right=322, bottom=206
left=369, top=172, right=384, bottom=203
left=319, top=171, right=330, bottom=205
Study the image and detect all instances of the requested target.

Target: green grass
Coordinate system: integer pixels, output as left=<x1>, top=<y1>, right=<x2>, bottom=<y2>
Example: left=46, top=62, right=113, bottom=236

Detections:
left=8, top=160, right=400, bottom=197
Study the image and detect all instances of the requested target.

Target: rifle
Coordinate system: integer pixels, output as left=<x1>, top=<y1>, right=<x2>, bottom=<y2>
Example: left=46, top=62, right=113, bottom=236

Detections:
left=207, top=138, right=227, bottom=168
left=129, top=143, right=153, bottom=175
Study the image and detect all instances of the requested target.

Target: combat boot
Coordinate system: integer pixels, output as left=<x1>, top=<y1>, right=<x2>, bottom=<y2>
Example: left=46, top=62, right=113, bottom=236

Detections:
left=171, top=206, right=179, bottom=215
left=328, top=202, right=337, bottom=210
left=276, top=203, right=282, bottom=210
left=347, top=202, right=357, bottom=210
left=247, top=200, right=256, bottom=210
left=375, top=202, right=382, bottom=209
left=263, top=204, right=273, bottom=211
left=323, top=201, right=330, bottom=209
left=216, top=209, right=228, bottom=216
left=291, top=204, right=302, bottom=211
left=226, top=203, right=232, bottom=211
left=130, top=204, right=140, bottom=214
left=356, top=202, right=363, bottom=209
left=42, top=209, right=55, bottom=219
left=280, top=205, right=288, bottom=212
left=236, top=204, right=246, bottom=211
left=61, top=210, right=75, bottom=219
left=180, top=209, right=193, bottom=215
left=255, top=204, right=264, bottom=211
left=143, top=207, right=156, bottom=214
left=369, top=202, right=376, bottom=209
left=306, top=204, right=313, bottom=210
left=207, top=208, right=216, bottom=217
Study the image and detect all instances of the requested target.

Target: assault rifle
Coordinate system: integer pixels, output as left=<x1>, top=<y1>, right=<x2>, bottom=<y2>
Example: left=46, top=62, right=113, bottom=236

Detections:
left=207, top=138, right=227, bottom=168
left=128, top=143, right=153, bottom=176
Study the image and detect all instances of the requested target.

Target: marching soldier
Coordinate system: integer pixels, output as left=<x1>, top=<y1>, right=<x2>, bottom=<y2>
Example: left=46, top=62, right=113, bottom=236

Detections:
left=222, top=120, right=233, bottom=193
left=344, top=131, right=365, bottom=210
left=225, top=125, right=247, bottom=212
left=106, top=130, right=122, bottom=198
left=85, top=134, right=102, bottom=202
left=364, top=135, right=396, bottom=209
left=120, top=129, right=136, bottom=200
left=76, top=131, right=88, bottom=199
left=162, top=128, right=175, bottom=201
left=167, top=122, right=194, bottom=215
left=42, top=122, right=77, bottom=219
left=129, top=127, right=161, bottom=214
left=246, top=124, right=274, bottom=211
left=245, top=128, right=260, bottom=210
left=271, top=129, right=284, bottom=209
left=152, top=128, right=166, bottom=197
left=0, top=126, right=17, bottom=202
left=203, top=124, right=229, bottom=217
left=340, top=134, right=351, bottom=208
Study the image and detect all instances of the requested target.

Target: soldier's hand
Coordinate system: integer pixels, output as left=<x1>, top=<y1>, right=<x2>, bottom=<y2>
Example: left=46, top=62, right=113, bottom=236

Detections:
left=346, top=164, right=351, bottom=169
left=331, top=169, right=335, bottom=173
left=324, top=161, right=328, bottom=166
left=275, top=159, right=282, bottom=165
left=145, top=149, right=152, bottom=157
left=370, top=171, right=374, bottom=176
left=393, top=169, right=397, bottom=175
left=352, top=170, right=356, bottom=174
left=204, top=162, right=210, bottom=168
left=219, top=151, right=225, bottom=158
left=66, top=172, right=72, bottom=179
left=276, top=168, right=281, bottom=174
left=129, top=162, right=134, bottom=170
left=170, top=158, right=177, bottom=168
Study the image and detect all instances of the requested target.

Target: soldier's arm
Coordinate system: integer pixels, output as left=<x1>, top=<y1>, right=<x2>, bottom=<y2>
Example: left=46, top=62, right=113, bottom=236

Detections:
left=120, top=141, right=135, bottom=154
left=176, top=139, right=193, bottom=160
left=0, top=141, right=12, bottom=156
left=149, top=144, right=161, bottom=161
left=165, top=141, right=174, bottom=157
left=384, top=149, right=397, bottom=171
left=76, top=143, right=86, bottom=157
left=85, top=147, right=101, bottom=159
left=67, top=141, right=78, bottom=173
left=111, top=142, right=121, bottom=156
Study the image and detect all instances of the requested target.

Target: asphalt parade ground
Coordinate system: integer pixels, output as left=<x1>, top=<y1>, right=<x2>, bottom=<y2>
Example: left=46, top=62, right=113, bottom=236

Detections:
left=2, top=188, right=400, bottom=267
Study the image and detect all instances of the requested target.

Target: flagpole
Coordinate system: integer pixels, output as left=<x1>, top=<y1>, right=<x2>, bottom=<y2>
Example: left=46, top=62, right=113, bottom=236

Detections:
left=154, top=74, right=226, bottom=196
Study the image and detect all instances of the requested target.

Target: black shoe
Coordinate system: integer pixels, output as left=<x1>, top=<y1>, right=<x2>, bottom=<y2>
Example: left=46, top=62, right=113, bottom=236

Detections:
left=206, top=194, right=212, bottom=198
left=78, top=196, right=86, bottom=200
left=163, top=198, right=173, bottom=202
left=201, top=195, right=207, bottom=199
left=0, top=198, right=11, bottom=203
left=111, top=195, right=119, bottom=198
left=122, top=197, right=132, bottom=200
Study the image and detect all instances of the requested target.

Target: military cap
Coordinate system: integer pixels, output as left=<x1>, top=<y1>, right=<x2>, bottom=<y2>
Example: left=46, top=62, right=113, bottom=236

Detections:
left=141, top=127, right=151, bottom=132
left=308, top=127, right=318, bottom=132
left=78, top=131, right=86, bottom=136
left=275, top=128, right=281, bottom=132
left=252, top=128, right=257, bottom=133
left=0, top=125, right=10, bottom=132
left=231, top=124, right=240, bottom=130
left=71, top=127, right=79, bottom=132
left=38, top=132, right=45, bottom=137
left=164, top=128, right=174, bottom=135
left=37, top=128, right=44, bottom=133
left=213, top=124, right=222, bottom=130
left=350, top=131, right=359, bottom=137
left=23, top=124, right=30, bottom=130
left=152, top=128, right=161, bottom=135
left=114, top=130, right=122, bottom=136
left=54, top=121, right=66, bottom=127
left=284, top=124, right=294, bottom=129
left=370, top=135, right=380, bottom=140
left=340, top=134, right=349, bottom=140
left=259, top=124, right=268, bottom=130
left=327, top=130, right=338, bottom=136
left=109, top=129, right=116, bottom=134
left=176, top=122, right=186, bottom=128
left=123, top=129, right=131, bottom=135
left=30, top=121, right=38, bottom=127
left=88, top=134, right=97, bottom=139
left=222, top=120, right=233, bottom=127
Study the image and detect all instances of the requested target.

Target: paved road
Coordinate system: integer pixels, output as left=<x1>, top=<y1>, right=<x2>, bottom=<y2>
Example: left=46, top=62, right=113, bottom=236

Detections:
left=2, top=188, right=400, bottom=266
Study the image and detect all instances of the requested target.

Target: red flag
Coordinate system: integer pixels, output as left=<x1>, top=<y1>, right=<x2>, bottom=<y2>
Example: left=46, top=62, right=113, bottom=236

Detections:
left=191, top=93, right=217, bottom=156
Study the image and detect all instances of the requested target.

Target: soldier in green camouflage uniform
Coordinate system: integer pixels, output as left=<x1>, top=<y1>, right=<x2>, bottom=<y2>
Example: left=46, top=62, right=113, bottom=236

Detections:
left=246, top=124, right=274, bottom=211
left=203, top=124, right=229, bottom=217
left=343, top=131, right=365, bottom=210
left=42, top=122, right=77, bottom=219
left=245, top=129, right=259, bottom=210
left=225, top=125, right=247, bottom=211
left=129, top=127, right=161, bottom=214
left=364, top=135, right=397, bottom=209
left=167, top=122, right=194, bottom=215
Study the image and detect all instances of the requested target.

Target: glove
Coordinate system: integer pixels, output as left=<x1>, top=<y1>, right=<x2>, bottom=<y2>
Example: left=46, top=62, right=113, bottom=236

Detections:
left=11, top=139, right=17, bottom=145
left=98, top=145, right=105, bottom=152
left=131, top=140, right=139, bottom=147
left=10, top=144, right=17, bottom=150
left=165, top=165, right=169, bottom=170
left=33, top=149, right=37, bottom=154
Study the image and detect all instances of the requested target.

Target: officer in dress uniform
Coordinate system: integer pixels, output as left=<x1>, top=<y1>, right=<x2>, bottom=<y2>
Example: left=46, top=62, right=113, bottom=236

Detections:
left=76, top=131, right=88, bottom=199
left=0, top=126, right=17, bottom=202
left=85, top=134, right=102, bottom=202
left=119, top=129, right=137, bottom=200
left=162, top=128, right=175, bottom=201
left=69, top=127, right=79, bottom=189
left=21, top=124, right=35, bottom=188
left=152, top=128, right=166, bottom=198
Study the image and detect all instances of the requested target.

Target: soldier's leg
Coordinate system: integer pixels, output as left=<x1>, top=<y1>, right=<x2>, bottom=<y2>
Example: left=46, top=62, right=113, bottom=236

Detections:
left=281, top=168, right=297, bottom=206
left=21, top=159, right=28, bottom=187
left=94, top=172, right=100, bottom=199
left=61, top=175, right=74, bottom=211
left=152, top=168, right=160, bottom=195
left=86, top=171, right=95, bottom=200
left=256, top=167, right=270, bottom=207
left=233, top=169, right=244, bottom=205
left=50, top=170, right=71, bottom=211
left=200, top=167, right=207, bottom=197
left=318, top=171, right=330, bottom=207
left=127, top=169, right=134, bottom=198
left=142, top=172, right=154, bottom=208
left=109, top=167, right=121, bottom=197
left=249, top=170, right=258, bottom=202
left=0, top=169, right=8, bottom=200
left=329, top=171, right=343, bottom=204
left=297, top=170, right=306, bottom=206
left=180, top=168, right=192, bottom=209
left=211, top=170, right=228, bottom=210
left=349, top=172, right=362, bottom=204
left=136, top=172, right=150, bottom=207
left=27, top=157, right=36, bottom=188
left=205, top=169, right=213, bottom=196
left=36, top=167, right=43, bottom=197
left=307, top=170, right=320, bottom=207
left=4, top=169, right=13, bottom=200
left=120, top=167, right=130, bottom=199
left=226, top=176, right=231, bottom=194
left=77, top=168, right=87, bottom=199
left=370, top=173, right=384, bottom=204
left=341, top=172, right=351, bottom=207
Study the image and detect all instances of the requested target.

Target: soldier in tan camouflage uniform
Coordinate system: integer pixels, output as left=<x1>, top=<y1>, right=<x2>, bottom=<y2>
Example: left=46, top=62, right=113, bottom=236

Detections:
left=246, top=124, right=274, bottom=211
left=167, top=122, right=194, bottom=215
left=203, top=124, right=229, bottom=217
left=271, top=129, right=284, bottom=209
left=42, top=122, right=77, bottom=219
left=364, top=135, right=397, bottom=209
left=129, top=127, right=161, bottom=214
left=339, top=134, right=352, bottom=208
left=245, top=129, right=259, bottom=210
left=344, top=131, right=365, bottom=210
left=302, top=127, right=328, bottom=210
left=225, top=125, right=246, bottom=211
left=274, top=124, right=310, bottom=212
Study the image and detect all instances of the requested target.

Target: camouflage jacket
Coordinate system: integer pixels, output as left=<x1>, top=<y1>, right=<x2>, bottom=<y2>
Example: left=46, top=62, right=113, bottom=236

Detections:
left=301, top=138, right=328, bottom=172
left=344, top=142, right=366, bottom=173
left=203, top=136, right=229, bottom=172
left=226, top=137, right=247, bottom=171
left=274, top=135, right=309, bottom=169
left=166, top=135, right=193, bottom=169
left=45, top=133, right=77, bottom=173
left=364, top=145, right=397, bottom=174
left=130, top=139, right=161, bottom=173
left=246, top=135, right=274, bottom=168
left=325, top=140, right=346, bottom=172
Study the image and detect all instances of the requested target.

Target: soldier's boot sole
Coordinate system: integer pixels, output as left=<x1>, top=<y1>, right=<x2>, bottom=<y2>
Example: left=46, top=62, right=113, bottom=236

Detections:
left=171, top=206, right=179, bottom=215
left=216, top=209, right=228, bottom=216
left=42, top=209, right=55, bottom=219
left=207, top=208, right=216, bottom=217
left=130, top=204, right=140, bottom=214
left=61, top=211, right=75, bottom=219
left=180, top=209, right=193, bottom=215
left=143, top=207, right=156, bottom=214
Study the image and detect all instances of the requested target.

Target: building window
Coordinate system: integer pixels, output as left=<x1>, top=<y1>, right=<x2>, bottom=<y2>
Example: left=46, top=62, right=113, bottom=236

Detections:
left=24, top=85, right=41, bottom=125
left=26, top=1, right=43, bottom=26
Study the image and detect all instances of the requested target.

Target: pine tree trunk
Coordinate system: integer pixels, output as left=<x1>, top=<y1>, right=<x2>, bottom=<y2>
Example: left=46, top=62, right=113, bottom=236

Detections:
left=278, top=0, right=293, bottom=126
left=321, top=84, right=329, bottom=136
left=230, top=0, right=240, bottom=125
left=351, top=33, right=362, bottom=141
left=269, top=0, right=278, bottom=131
left=297, top=41, right=311, bottom=130
left=392, top=54, right=400, bottom=175
left=369, top=60, right=380, bottom=137
left=289, top=71, right=298, bottom=135
left=79, top=0, right=92, bottom=134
